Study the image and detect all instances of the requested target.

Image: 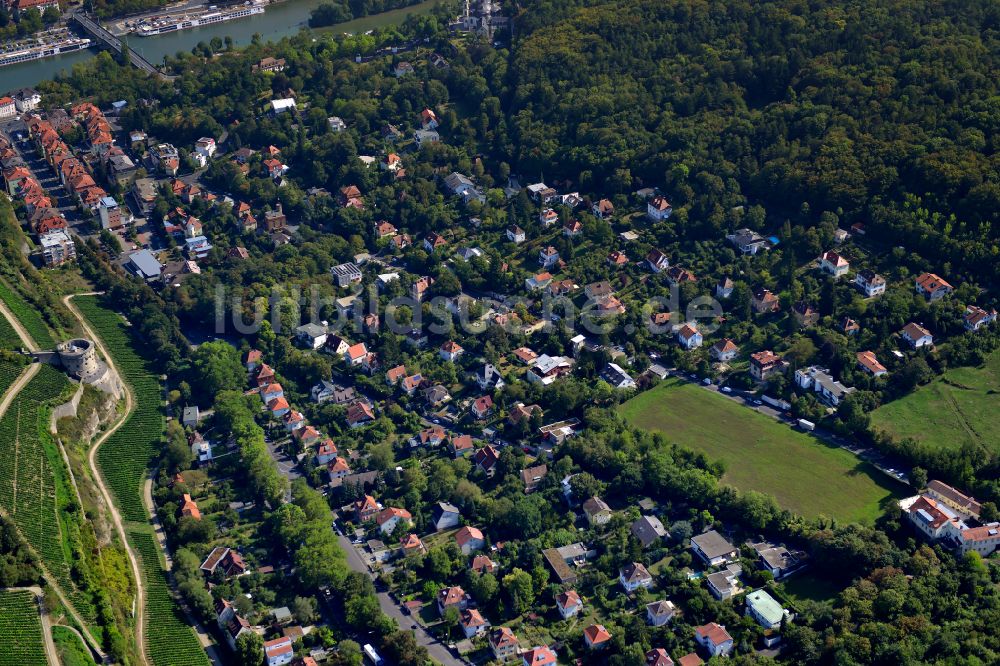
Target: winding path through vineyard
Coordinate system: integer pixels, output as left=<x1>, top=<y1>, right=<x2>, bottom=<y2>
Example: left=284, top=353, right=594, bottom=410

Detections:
left=63, top=293, right=148, bottom=666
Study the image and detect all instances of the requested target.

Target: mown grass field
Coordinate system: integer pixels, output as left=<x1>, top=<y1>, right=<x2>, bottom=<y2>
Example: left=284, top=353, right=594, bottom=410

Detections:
left=871, top=348, right=1000, bottom=456
left=619, top=378, right=904, bottom=523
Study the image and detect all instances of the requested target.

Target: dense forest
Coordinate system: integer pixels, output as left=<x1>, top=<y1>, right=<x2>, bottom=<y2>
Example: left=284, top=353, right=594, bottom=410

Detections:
left=510, top=0, right=1000, bottom=279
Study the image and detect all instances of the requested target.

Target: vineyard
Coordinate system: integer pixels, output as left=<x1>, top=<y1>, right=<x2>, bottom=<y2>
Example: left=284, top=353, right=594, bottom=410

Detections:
left=129, top=529, right=210, bottom=666
left=0, top=358, right=26, bottom=399
left=0, top=308, right=22, bottom=349
left=0, top=590, right=47, bottom=665
left=0, top=280, right=55, bottom=349
left=0, top=365, right=96, bottom=621
left=74, top=296, right=164, bottom=523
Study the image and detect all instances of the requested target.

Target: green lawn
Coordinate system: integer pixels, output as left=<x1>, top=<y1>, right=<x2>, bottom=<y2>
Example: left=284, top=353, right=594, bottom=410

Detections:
left=619, top=378, right=904, bottom=523
left=779, top=574, right=843, bottom=606
left=871, top=348, right=1000, bottom=456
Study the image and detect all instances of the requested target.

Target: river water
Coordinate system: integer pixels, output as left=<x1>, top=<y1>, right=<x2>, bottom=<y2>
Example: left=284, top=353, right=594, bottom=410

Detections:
left=1, top=0, right=439, bottom=91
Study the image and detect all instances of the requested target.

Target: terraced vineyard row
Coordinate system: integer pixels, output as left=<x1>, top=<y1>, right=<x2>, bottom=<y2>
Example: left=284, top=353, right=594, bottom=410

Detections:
left=0, top=280, right=55, bottom=349
left=0, top=365, right=96, bottom=621
left=0, top=359, right=26, bottom=398
left=0, top=309, right=22, bottom=349
left=129, top=529, right=210, bottom=666
left=74, top=296, right=163, bottom=523
left=0, top=590, right=47, bottom=665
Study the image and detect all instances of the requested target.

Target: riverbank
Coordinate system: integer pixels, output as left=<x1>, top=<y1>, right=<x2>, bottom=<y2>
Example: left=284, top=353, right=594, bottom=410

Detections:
left=2, top=0, right=444, bottom=91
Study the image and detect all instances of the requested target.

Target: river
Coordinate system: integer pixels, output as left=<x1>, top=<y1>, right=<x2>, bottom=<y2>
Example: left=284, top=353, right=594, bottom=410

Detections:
left=1, top=0, right=441, bottom=92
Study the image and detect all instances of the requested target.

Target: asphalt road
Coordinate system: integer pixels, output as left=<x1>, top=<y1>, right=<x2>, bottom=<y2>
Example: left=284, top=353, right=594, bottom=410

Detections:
left=335, top=534, right=466, bottom=666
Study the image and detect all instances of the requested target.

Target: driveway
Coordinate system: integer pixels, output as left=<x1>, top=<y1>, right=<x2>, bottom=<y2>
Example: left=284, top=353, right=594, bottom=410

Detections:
left=336, top=534, right=465, bottom=666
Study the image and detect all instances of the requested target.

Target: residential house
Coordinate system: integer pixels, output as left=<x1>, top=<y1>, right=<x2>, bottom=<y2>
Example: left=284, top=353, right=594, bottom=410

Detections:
left=710, top=339, right=739, bottom=362
left=450, top=434, right=474, bottom=458
left=375, top=506, right=412, bottom=535
left=507, top=224, right=526, bottom=243
left=474, top=445, right=500, bottom=476
left=476, top=364, right=508, bottom=391
left=521, top=646, right=557, bottom=666
left=539, top=208, right=559, bottom=227
left=857, top=351, right=888, bottom=377
left=401, top=534, right=425, bottom=557
left=527, top=355, right=573, bottom=385
left=472, top=395, right=494, bottom=420
left=631, top=515, right=667, bottom=548
left=795, top=366, right=855, bottom=406
left=490, top=627, right=520, bottom=662
left=583, top=624, right=612, bottom=650
left=200, top=547, right=247, bottom=578
left=583, top=496, right=613, bottom=526
left=592, top=198, right=614, bottom=219
left=461, top=609, right=490, bottom=639
left=455, top=526, right=485, bottom=555
left=413, top=129, right=440, bottom=147
left=745, top=589, right=790, bottom=630
left=601, top=363, right=636, bottom=389
left=901, top=322, right=933, bottom=349
left=265, top=637, right=294, bottom=666
left=646, top=248, right=670, bottom=273
left=327, top=456, right=351, bottom=483
left=752, top=542, right=802, bottom=580
left=295, top=323, right=328, bottom=349
left=646, top=648, right=675, bottom=666
left=694, top=623, right=733, bottom=657
left=414, top=425, right=446, bottom=447
left=393, top=61, right=414, bottom=77
left=607, top=250, right=628, bottom=266
left=751, top=288, right=780, bottom=314
left=691, top=530, right=738, bottom=566
left=556, top=590, right=583, bottom=619
left=354, top=495, right=380, bottom=523
left=332, top=262, right=363, bottom=288
left=344, top=343, right=369, bottom=366
left=964, top=305, right=997, bottom=332
left=328, top=116, right=347, bottom=132
left=424, top=384, right=451, bottom=407
left=420, top=108, right=439, bottom=129
left=840, top=316, right=861, bottom=335
left=646, top=600, right=676, bottom=627
left=793, top=301, right=820, bottom=327
left=433, top=502, right=461, bottom=531
left=346, top=401, right=375, bottom=428
left=539, top=246, right=560, bottom=268
left=525, top=271, right=553, bottom=291
left=706, top=564, right=742, bottom=600
left=727, top=228, right=767, bottom=255
left=647, top=195, right=673, bottom=221
left=677, top=323, right=702, bottom=349
left=854, top=269, right=886, bottom=297
left=819, top=250, right=849, bottom=278
left=542, top=543, right=592, bottom=584
left=915, top=272, right=953, bottom=301
left=471, top=554, right=497, bottom=575
left=339, top=185, right=364, bottom=209
left=619, top=562, right=653, bottom=592
left=180, top=494, right=201, bottom=520
left=750, top=350, right=786, bottom=382
left=715, top=277, right=734, bottom=299
left=411, top=275, right=435, bottom=301
left=562, top=219, right=583, bottom=237
left=513, top=347, right=538, bottom=365
left=520, top=464, right=547, bottom=493
left=439, top=340, right=464, bottom=362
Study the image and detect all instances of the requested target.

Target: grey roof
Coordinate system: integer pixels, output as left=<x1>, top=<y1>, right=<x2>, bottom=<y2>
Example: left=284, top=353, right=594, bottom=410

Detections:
left=128, top=249, right=162, bottom=278
left=631, top=515, right=667, bottom=547
left=296, top=322, right=327, bottom=338
left=692, top=530, right=737, bottom=560
left=436, top=501, right=460, bottom=515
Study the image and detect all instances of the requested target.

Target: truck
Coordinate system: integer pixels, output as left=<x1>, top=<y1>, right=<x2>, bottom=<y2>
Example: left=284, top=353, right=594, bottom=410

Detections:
left=761, top=395, right=792, bottom=411
left=363, top=643, right=384, bottom=666
left=797, top=419, right=816, bottom=431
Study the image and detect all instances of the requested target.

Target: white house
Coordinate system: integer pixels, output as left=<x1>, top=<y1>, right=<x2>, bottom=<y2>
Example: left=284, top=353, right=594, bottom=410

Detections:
left=901, top=322, right=933, bottom=349
left=694, top=623, right=733, bottom=657
left=507, top=224, right=526, bottom=243
left=691, top=530, right=738, bottom=566
left=819, top=250, right=849, bottom=278
left=375, top=506, right=412, bottom=535
left=619, top=562, right=653, bottom=592
left=677, top=323, right=702, bottom=349
left=583, top=497, right=612, bottom=526
left=332, top=262, right=363, bottom=287
left=915, top=272, right=953, bottom=301
left=539, top=246, right=560, bottom=268
left=295, top=323, right=328, bottom=349
left=461, top=609, right=490, bottom=638
left=711, top=338, right=739, bottom=362
left=264, top=637, right=294, bottom=666
left=744, top=589, right=790, bottom=630
left=455, top=526, right=485, bottom=555
left=556, top=590, right=583, bottom=619
left=647, top=195, right=672, bottom=221
left=854, top=269, right=886, bottom=297
left=646, top=600, right=676, bottom=627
